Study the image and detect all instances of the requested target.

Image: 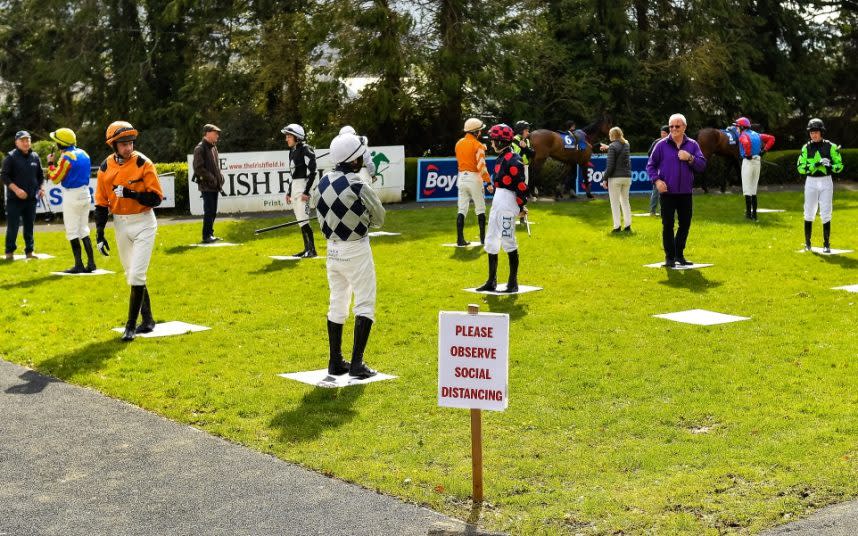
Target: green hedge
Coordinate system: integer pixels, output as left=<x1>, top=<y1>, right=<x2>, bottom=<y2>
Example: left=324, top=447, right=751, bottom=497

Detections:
left=155, top=162, right=189, bottom=212
left=759, top=148, right=856, bottom=184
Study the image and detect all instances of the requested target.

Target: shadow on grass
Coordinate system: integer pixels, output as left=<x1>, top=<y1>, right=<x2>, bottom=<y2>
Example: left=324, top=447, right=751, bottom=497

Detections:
left=0, top=274, right=57, bottom=290
left=5, top=369, right=60, bottom=394
left=249, top=259, right=301, bottom=275
left=37, top=338, right=126, bottom=380
left=816, top=252, right=858, bottom=269
left=484, top=294, right=529, bottom=320
left=658, top=268, right=723, bottom=293
left=164, top=244, right=196, bottom=255
left=450, top=246, right=483, bottom=262
left=269, top=384, right=366, bottom=443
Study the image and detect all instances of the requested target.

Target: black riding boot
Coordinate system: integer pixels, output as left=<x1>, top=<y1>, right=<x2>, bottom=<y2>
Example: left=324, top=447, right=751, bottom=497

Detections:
left=64, top=239, right=85, bottom=273
left=478, top=213, right=486, bottom=244
left=122, top=285, right=146, bottom=342
left=751, top=195, right=758, bottom=220
left=823, top=221, right=831, bottom=251
left=804, top=220, right=813, bottom=250
left=327, top=320, right=350, bottom=375
left=456, top=213, right=467, bottom=246
left=503, top=250, right=519, bottom=293
left=744, top=196, right=752, bottom=219
left=349, top=316, right=377, bottom=379
left=136, top=286, right=156, bottom=334
left=303, top=225, right=317, bottom=258
left=293, top=225, right=309, bottom=257
left=476, top=253, right=498, bottom=292
left=81, top=236, right=96, bottom=272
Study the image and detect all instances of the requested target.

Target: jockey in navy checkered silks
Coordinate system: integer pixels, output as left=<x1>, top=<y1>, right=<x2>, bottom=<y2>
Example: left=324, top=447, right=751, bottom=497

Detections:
left=311, top=132, right=385, bottom=379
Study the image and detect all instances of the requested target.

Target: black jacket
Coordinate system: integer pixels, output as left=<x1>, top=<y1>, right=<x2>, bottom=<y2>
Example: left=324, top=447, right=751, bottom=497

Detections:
left=288, top=143, right=317, bottom=196
left=605, top=140, right=631, bottom=179
left=192, top=139, right=224, bottom=192
left=1, top=148, right=44, bottom=200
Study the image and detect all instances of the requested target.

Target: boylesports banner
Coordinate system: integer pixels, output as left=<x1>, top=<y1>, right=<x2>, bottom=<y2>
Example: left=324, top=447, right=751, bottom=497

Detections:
left=187, top=147, right=405, bottom=216
left=576, top=155, right=653, bottom=195
left=416, top=157, right=499, bottom=202
left=18, top=174, right=177, bottom=213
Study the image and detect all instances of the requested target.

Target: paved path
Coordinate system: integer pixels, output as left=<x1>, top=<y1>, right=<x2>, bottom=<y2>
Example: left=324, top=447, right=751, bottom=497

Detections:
left=0, top=359, right=449, bottom=536
left=761, top=501, right=858, bottom=535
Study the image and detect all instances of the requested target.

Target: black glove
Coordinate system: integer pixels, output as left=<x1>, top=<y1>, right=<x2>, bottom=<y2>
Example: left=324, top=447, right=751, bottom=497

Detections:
left=96, top=229, right=110, bottom=256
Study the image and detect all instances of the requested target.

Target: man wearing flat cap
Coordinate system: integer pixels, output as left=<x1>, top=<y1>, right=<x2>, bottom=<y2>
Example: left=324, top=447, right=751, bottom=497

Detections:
left=192, top=124, right=225, bottom=243
left=2, top=131, right=45, bottom=259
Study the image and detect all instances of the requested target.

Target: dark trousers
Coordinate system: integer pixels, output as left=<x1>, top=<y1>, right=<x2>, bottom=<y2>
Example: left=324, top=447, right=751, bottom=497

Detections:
left=5, top=197, right=37, bottom=254
left=660, top=193, right=693, bottom=260
left=201, top=191, right=219, bottom=240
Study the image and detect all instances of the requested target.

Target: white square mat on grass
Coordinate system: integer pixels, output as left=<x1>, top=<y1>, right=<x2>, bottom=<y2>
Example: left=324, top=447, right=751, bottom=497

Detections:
left=653, top=309, right=750, bottom=326
left=633, top=213, right=658, bottom=217
left=644, top=262, right=713, bottom=270
left=442, top=242, right=482, bottom=248
left=51, top=269, right=115, bottom=276
left=797, top=247, right=853, bottom=255
left=189, top=242, right=241, bottom=247
left=11, top=253, right=54, bottom=260
left=832, top=284, right=858, bottom=293
left=279, top=369, right=396, bottom=388
left=111, top=321, right=210, bottom=338
left=269, top=255, right=326, bottom=261
left=464, top=284, right=543, bottom=295
left=756, top=208, right=785, bottom=213
left=368, top=231, right=401, bottom=237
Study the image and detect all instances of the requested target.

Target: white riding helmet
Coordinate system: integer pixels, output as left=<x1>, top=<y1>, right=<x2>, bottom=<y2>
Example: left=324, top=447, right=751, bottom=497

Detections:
left=339, top=125, right=356, bottom=136
left=280, top=123, right=305, bottom=140
left=330, top=133, right=366, bottom=164
left=463, top=118, right=485, bottom=133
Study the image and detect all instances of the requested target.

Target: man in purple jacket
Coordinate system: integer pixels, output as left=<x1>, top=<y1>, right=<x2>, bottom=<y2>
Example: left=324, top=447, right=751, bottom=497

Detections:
left=646, top=113, right=707, bottom=267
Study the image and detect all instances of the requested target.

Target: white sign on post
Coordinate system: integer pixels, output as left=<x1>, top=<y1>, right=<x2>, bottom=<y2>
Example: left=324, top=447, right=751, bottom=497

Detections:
left=438, top=311, right=509, bottom=411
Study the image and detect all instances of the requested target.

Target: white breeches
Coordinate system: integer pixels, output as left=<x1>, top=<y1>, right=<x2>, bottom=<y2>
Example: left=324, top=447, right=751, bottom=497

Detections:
left=291, top=179, right=311, bottom=227
left=457, top=172, right=486, bottom=215
left=484, top=189, right=519, bottom=255
left=62, top=186, right=92, bottom=240
left=607, top=177, right=632, bottom=228
left=114, top=210, right=157, bottom=286
left=804, top=176, right=833, bottom=223
left=326, top=237, right=376, bottom=324
left=741, top=157, right=761, bottom=195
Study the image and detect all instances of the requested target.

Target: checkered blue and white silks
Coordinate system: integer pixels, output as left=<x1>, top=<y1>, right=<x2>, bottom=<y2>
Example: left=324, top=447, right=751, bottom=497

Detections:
left=312, top=171, right=385, bottom=241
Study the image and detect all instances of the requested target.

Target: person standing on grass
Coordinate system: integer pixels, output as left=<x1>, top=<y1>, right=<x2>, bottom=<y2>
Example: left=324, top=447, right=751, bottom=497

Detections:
left=282, top=123, right=318, bottom=258
left=601, top=127, right=632, bottom=233
left=511, top=120, right=535, bottom=185
left=94, top=121, right=164, bottom=342
left=311, top=132, right=385, bottom=379
left=798, top=118, right=843, bottom=253
left=46, top=128, right=96, bottom=273
left=646, top=125, right=669, bottom=216
left=2, top=131, right=44, bottom=260
left=192, top=124, right=225, bottom=243
left=454, top=118, right=494, bottom=246
left=475, top=124, right=528, bottom=293
left=646, top=113, right=707, bottom=268
left=734, top=116, right=775, bottom=221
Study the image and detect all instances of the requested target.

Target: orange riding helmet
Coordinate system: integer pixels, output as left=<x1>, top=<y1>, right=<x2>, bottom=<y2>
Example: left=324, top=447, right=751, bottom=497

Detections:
left=105, top=121, right=139, bottom=147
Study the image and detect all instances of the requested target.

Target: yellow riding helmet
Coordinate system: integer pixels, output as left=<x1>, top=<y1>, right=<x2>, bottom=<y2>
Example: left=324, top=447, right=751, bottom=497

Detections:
left=105, top=121, right=138, bottom=147
left=49, top=128, right=77, bottom=147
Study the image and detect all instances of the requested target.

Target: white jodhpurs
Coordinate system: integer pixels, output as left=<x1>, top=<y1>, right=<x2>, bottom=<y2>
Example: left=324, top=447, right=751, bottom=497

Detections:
left=326, top=236, right=376, bottom=324
left=290, top=179, right=312, bottom=227
left=114, top=210, right=157, bottom=286
left=484, top=188, right=519, bottom=255
left=457, top=171, right=486, bottom=216
left=62, top=186, right=92, bottom=240
left=741, top=157, right=761, bottom=195
left=804, top=176, right=833, bottom=223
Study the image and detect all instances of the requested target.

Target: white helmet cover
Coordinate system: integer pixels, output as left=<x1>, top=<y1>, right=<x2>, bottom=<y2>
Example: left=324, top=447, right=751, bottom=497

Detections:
left=339, top=125, right=356, bottom=136
left=330, top=133, right=366, bottom=164
left=281, top=123, right=305, bottom=140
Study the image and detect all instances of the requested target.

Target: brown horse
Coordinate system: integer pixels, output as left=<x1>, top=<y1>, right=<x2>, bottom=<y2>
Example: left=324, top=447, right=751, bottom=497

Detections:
left=529, top=116, right=612, bottom=198
left=695, top=127, right=740, bottom=193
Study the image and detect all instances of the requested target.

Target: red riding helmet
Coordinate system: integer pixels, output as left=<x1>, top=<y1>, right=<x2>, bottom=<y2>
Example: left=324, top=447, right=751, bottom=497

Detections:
left=488, top=123, right=514, bottom=142
left=734, top=117, right=751, bottom=128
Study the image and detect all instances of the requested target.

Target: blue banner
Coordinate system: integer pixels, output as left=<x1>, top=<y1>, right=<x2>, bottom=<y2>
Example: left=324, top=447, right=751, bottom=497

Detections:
left=417, top=157, right=497, bottom=202
left=576, top=155, right=653, bottom=195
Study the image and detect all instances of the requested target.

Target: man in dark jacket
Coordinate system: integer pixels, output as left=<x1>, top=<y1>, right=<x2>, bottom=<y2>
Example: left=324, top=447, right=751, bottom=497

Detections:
left=3, top=131, right=45, bottom=259
left=192, top=124, right=225, bottom=243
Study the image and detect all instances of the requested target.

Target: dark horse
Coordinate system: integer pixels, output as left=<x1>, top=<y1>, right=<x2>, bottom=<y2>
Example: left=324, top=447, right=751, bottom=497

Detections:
left=695, top=127, right=740, bottom=193
left=529, top=116, right=612, bottom=198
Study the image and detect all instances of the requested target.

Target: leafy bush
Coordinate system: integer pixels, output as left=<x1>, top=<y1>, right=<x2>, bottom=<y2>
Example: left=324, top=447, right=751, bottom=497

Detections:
left=760, top=148, right=856, bottom=184
left=155, top=162, right=189, bottom=212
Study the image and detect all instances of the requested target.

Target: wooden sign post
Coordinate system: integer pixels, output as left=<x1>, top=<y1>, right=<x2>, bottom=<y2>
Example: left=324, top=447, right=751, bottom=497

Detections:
left=438, top=304, right=509, bottom=504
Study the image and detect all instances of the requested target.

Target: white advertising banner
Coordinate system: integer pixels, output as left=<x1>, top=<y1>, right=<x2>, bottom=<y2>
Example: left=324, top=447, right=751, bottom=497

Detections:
left=25, top=174, right=176, bottom=213
left=438, top=311, right=509, bottom=412
left=187, top=146, right=405, bottom=216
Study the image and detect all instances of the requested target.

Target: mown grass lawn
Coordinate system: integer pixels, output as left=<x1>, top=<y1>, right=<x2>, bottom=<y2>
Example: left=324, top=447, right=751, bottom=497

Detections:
left=2, top=190, right=857, bottom=535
